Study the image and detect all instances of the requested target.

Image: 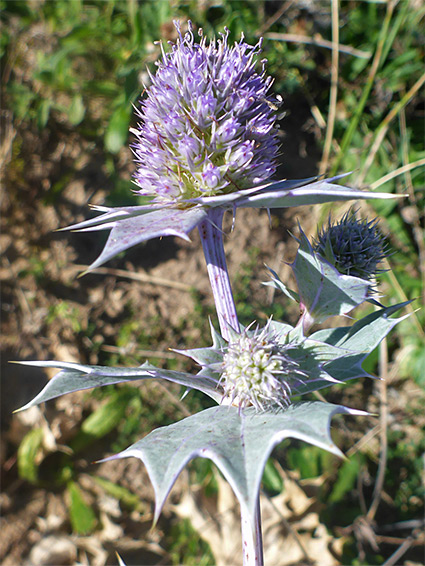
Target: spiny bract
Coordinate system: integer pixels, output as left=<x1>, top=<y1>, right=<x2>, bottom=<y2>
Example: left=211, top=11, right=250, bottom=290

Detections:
left=314, top=210, right=389, bottom=282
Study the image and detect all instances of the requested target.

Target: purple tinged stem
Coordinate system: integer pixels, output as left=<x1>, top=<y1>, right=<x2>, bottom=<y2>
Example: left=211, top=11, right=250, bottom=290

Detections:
left=241, top=496, right=264, bottom=566
left=198, top=208, right=239, bottom=340
left=199, top=207, right=262, bottom=563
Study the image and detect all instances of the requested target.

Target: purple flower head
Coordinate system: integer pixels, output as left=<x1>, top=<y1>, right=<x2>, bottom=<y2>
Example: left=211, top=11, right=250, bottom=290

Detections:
left=131, top=21, right=280, bottom=202
left=63, top=23, right=398, bottom=278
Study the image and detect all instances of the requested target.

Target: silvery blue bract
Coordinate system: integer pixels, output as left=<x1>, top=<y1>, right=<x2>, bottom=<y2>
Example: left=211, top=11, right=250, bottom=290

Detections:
left=17, top=301, right=409, bottom=411
left=16, top=301, right=409, bottom=534
left=61, top=21, right=399, bottom=273
left=101, top=402, right=367, bottom=529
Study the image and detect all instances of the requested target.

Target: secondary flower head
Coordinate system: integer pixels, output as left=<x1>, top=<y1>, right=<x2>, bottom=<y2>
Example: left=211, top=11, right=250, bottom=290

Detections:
left=314, top=210, right=389, bottom=282
left=220, top=323, right=306, bottom=411
left=266, top=217, right=389, bottom=333
left=132, top=21, right=280, bottom=203
left=173, top=318, right=363, bottom=412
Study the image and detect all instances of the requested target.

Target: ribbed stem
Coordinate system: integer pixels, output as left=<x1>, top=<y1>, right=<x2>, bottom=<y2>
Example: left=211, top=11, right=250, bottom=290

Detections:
left=241, top=497, right=264, bottom=566
left=200, top=208, right=263, bottom=565
left=198, top=208, right=239, bottom=341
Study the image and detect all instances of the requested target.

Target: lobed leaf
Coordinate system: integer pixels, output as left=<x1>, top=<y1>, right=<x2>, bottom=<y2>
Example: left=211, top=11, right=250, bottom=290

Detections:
left=15, top=360, right=221, bottom=412
left=58, top=175, right=399, bottom=273
left=78, top=206, right=207, bottom=272
left=302, top=301, right=412, bottom=392
left=237, top=179, right=401, bottom=209
left=310, top=301, right=411, bottom=351
left=291, top=229, right=370, bottom=323
left=263, top=266, right=299, bottom=303
left=103, top=402, right=366, bottom=528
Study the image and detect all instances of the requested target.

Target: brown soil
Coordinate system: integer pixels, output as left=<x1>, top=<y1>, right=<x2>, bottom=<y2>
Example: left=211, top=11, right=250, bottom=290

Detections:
left=1, top=79, right=329, bottom=565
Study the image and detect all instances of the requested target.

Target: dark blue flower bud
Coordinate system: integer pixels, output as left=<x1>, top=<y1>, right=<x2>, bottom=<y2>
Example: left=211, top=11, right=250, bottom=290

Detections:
left=313, top=210, right=389, bottom=282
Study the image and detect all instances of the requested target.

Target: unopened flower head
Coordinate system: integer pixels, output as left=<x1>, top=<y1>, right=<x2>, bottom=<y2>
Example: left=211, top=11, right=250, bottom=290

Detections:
left=132, top=21, right=280, bottom=203
left=314, top=210, right=389, bottom=282
left=220, top=324, right=305, bottom=411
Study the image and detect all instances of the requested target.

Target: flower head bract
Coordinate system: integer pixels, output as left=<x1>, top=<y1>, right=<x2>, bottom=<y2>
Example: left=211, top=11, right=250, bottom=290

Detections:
left=63, top=21, right=399, bottom=275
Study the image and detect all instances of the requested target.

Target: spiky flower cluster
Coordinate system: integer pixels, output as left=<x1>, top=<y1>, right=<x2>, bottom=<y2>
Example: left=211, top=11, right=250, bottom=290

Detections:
left=132, top=21, right=280, bottom=203
left=220, top=324, right=305, bottom=411
left=314, top=210, right=388, bottom=282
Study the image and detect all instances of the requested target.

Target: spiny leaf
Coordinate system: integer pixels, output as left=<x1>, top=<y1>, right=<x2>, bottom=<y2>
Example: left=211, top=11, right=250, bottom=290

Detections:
left=15, top=360, right=221, bottom=412
left=310, top=301, right=411, bottom=351
left=291, top=229, right=370, bottom=322
left=78, top=206, right=207, bottom=272
left=57, top=175, right=399, bottom=272
left=103, top=402, right=366, bottom=528
left=237, top=178, right=402, bottom=209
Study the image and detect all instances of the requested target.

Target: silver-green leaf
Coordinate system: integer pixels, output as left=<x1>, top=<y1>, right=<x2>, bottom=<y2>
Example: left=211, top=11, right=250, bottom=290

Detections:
left=103, top=402, right=366, bottom=528
left=14, top=360, right=221, bottom=412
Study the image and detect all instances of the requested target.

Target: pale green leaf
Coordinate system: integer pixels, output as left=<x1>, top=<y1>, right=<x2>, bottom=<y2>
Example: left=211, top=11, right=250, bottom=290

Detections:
left=15, top=360, right=221, bottom=412
left=104, top=402, right=365, bottom=527
left=17, top=428, right=44, bottom=483
left=105, top=105, right=131, bottom=153
left=67, top=481, right=97, bottom=535
left=68, top=93, right=85, bottom=125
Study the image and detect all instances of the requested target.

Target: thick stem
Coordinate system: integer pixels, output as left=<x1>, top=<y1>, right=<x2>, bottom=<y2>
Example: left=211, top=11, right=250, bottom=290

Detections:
left=198, top=208, right=239, bottom=341
left=199, top=208, right=264, bottom=565
left=241, top=496, right=264, bottom=566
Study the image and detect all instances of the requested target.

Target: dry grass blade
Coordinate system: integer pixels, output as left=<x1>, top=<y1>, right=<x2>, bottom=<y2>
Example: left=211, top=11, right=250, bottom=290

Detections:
left=382, top=533, right=419, bottom=566
left=399, top=109, right=425, bottom=305
left=255, top=1, right=292, bottom=36
left=366, top=337, right=389, bottom=522
left=331, top=0, right=397, bottom=175
left=381, top=258, right=424, bottom=337
left=100, top=344, right=179, bottom=361
left=265, top=32, right=371, bottom=59
left=73, top=265, right=192, bottom=291
left=369, top=158, right=425, bottom=190
left=319, top=0, right=339, bottom=176
left=356, top=72, right=425, bottom=188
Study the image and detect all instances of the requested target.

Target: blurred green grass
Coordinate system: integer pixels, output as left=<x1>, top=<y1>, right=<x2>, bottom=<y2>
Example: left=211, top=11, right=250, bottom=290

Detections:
left=2, top=1, right=424, bottom=565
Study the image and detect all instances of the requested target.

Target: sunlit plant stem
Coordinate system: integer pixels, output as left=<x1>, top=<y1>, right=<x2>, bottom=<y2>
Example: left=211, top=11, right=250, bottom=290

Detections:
left=198, top=208, right=239, bottom=340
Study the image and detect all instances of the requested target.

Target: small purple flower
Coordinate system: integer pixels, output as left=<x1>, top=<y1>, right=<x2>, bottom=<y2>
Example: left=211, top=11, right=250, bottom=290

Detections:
left=131, top=21, right=279, bottom=202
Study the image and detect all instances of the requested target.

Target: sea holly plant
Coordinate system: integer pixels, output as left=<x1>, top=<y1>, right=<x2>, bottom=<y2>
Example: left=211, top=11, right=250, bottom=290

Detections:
left=64, top=21, right=397, bottom=337
left=16, top=21, right=407, bottom=566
